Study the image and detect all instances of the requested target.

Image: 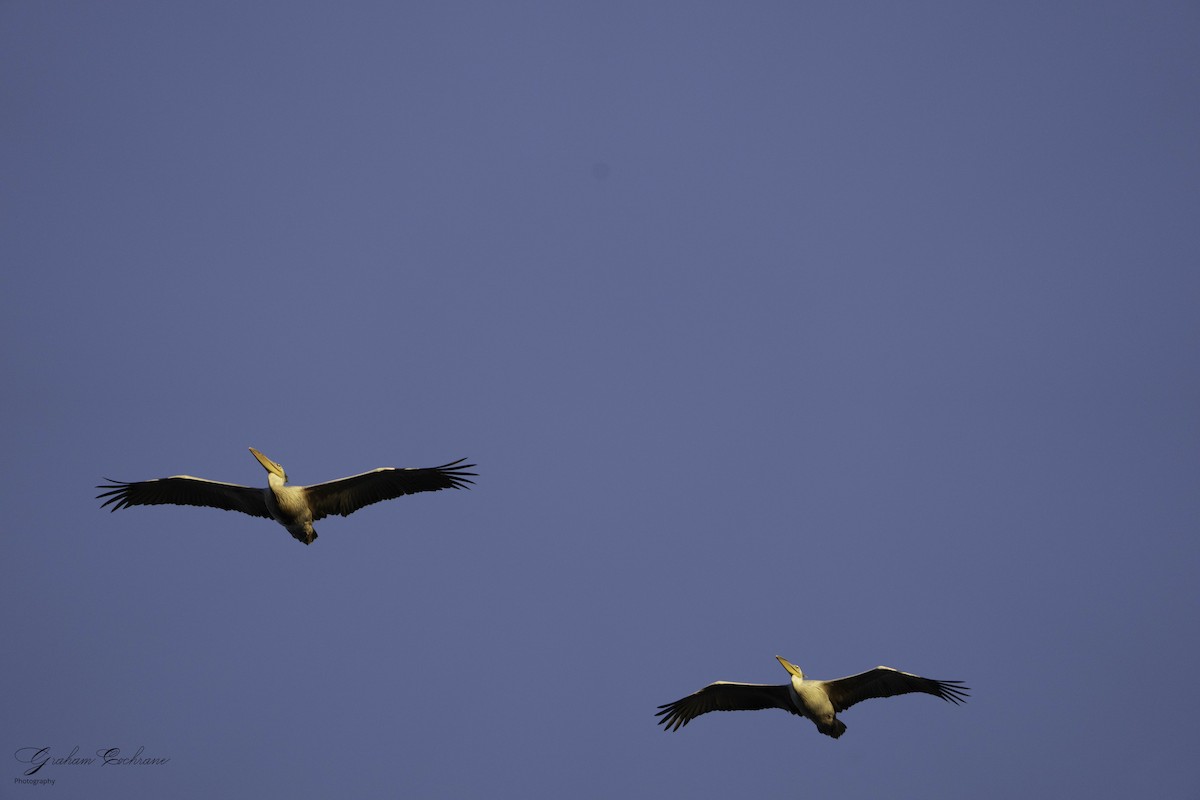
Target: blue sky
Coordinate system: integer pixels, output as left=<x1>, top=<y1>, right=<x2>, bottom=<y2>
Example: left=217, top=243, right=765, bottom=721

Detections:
left=3, top=2, right=1198, bottom=797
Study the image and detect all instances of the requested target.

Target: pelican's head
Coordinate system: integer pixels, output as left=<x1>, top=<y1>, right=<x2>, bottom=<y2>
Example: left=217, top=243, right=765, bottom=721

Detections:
left=775, top=656, right=804, bottom=681
left=249, top=447, right=287, bottom=482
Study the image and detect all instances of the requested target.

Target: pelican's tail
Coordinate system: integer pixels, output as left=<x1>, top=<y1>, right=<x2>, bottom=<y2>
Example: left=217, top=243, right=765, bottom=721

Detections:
left=821, top=718, right=847, bottom=739
left=287, top=525, right=317, bottom=545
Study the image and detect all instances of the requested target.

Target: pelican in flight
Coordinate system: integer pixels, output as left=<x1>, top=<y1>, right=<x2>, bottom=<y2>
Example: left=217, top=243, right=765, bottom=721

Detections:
left=656, top=656, right=968, bottom=739
left=98, top=448, right=475, bottom=545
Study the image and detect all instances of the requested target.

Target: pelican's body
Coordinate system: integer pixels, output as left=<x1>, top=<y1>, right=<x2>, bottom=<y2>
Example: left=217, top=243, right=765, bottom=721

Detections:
left=259, top=458, right=318, bottom=543
left=98, top=448, right=475, bottom=545
left=656, top=656, right=968, bottom=739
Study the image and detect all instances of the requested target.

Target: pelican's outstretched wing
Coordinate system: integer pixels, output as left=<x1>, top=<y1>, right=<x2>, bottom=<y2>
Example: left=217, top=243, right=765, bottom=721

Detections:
left=820, top=667, right=970, bottom=712
left=97, top=476, right=271, bottom=518
left=304, top=458, right=476, bottom=520
left=655, top=682, right=797, bottom=731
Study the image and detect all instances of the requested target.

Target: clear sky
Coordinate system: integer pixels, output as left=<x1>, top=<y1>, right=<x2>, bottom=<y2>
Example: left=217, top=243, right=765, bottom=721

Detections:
left=3, top=2, right=1198, bottom=797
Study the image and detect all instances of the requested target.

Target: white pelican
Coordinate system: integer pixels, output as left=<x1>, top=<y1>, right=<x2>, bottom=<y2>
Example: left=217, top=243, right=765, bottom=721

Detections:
left=656, top=656, right=968, bottom=738
left=98, top=448, right=475, bottom=545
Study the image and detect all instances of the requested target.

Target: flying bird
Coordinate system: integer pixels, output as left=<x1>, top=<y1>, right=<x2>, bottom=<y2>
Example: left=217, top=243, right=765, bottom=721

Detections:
left=98, top=448, right=475, bottom=545
left=656, top=655, right=968, bottom=739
